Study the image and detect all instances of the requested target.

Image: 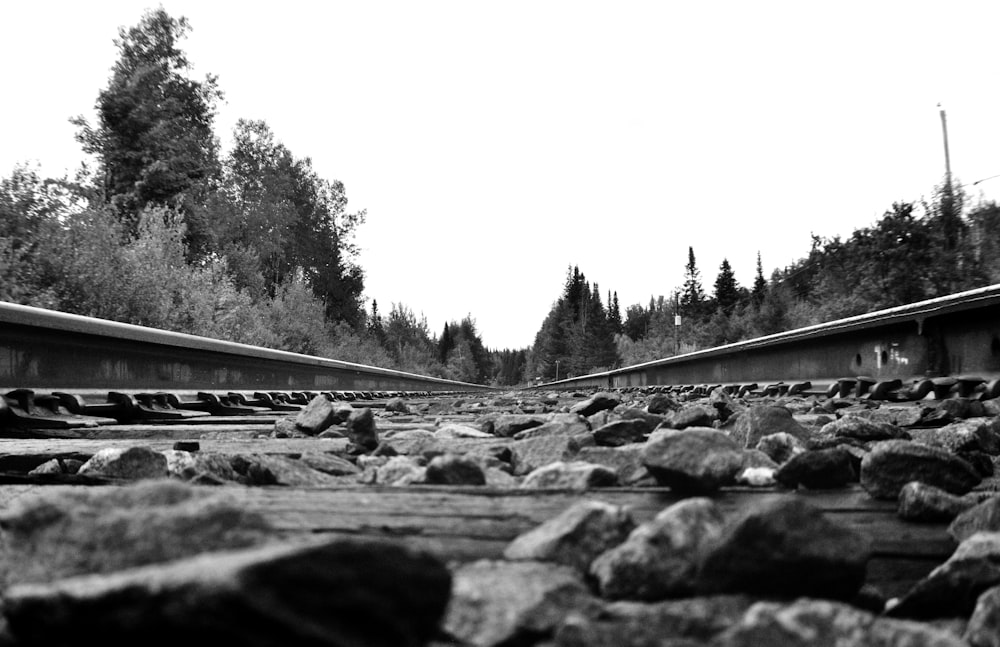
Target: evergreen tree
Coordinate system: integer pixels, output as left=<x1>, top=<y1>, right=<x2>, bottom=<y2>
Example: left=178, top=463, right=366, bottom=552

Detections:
left=438, top=322, right=454, bottom=362
left=713, top=258, right=741, bottom=314
left=752, top=251, right=767, bottom=304
left=623, top=303, right=650, bottom=341
left=924, top=178, right=972, bottom=296
left=367, top=299, right=385, bottom=345
left=608, top=290, right=623, bottom=334
left=680, top=246, right=704, bottom=316
left=456, top=316, right=490, bottom=383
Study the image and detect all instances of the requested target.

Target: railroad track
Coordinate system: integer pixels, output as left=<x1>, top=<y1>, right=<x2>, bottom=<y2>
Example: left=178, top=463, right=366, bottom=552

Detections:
left=0, top=301, right=490, bottom=431
left=537, top=283, right=1000, bottom=398
left=0, top=291, right=997, bottom=644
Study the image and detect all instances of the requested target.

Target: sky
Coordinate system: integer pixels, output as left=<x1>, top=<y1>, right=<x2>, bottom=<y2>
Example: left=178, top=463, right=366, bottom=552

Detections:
left=3, top=1, right=1000, bottom=350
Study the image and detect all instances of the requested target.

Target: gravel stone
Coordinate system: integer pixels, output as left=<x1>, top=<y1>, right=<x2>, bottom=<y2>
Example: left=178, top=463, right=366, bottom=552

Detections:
left=504, top=500, right=635, bottom=572
left=861, top=440, right=982, bottom=500
left=641, top=427, right=744, bottom=494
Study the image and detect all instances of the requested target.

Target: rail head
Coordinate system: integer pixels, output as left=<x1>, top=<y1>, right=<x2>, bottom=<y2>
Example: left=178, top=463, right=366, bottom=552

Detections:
left=533, top=283, right=1000, bottom=389
left=0, top=301, right=491, bottom=391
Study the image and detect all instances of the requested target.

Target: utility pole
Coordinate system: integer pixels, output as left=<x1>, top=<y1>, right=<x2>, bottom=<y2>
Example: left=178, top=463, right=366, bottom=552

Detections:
left=673, top=293, right=681, bottom=355
left=939, top=103, right=953, bottom=190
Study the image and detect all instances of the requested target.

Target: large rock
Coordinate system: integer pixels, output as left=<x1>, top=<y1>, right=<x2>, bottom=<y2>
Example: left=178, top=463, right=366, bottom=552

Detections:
left=593, top=420, right=648, bottom=447
left=77, top=446, right=168, bottom=480
left=520, top=461, right=617, bottom=490
left=727, top=406, right=811, bottom=448
left=511, top=435, right=591, bottom=476
left=513, top=415, right=590, bottom=440
left=494, top=414, right=548, bottom=438
left=641, top=427, right=744, bottom=494
left=819, top=415, right=907, bottom=442
left=645, top=393, right=679, bottom=414
left=569, top=392, right=621, bottom=417
left=424, top=453, right=486, bottom=485
left=899, top=481, right=986, bottom=523
left=553, top=595, right=754, bottom=646
left=697, top=496, right=870, bottom=601
left=755, top=432, right=806, bottom=464
left=660, top=404, right=717, bottom=430
left=716, top=598, right=967, bottom=647
left=345, top=407, right=379, bottom=451
left=378, top=429, right=436, bottom=454
left=0, top=480, right=274, bottom=588
left=888, top=531, right=1000, bottom=619
left=294, top=394, right=352, bottom=435
left=4, top=537, right=451, bottom=647
left=909, top=418, right=1000, bottom=455
left=773, top=447, right=856, bottom=489
left=163, top=450, right=239, bottom=483
left=966, top=585, right=1000, bottom=647
left=232, top=454, right=344, bottom=487
left=949, top=495, right=1000, bottom=542
left=860, top=440, right=982, bottom=500
left=504, top=500, right=634, bottom=572
left=590, top=498, right=725, bottom=600
left=368, top=456, right=426, bottom=486
left=618, top=407, right=665, bottom=433
left=384, top=397, right=410, bottom=413
left=435, top=423, right=493, bottom=439
left=937, top=397, right=986, bottom=420
left=443, top=560, right=601, bottom=647
left=298, top=452, right=361, bottom=476
left=709, top=386, right=741, bottom=422
left=575, top=444, right=651, bottom=485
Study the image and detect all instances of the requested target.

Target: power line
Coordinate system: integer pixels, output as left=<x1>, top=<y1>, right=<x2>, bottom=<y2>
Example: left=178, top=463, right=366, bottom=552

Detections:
left=970, top=174, right=1000, bottom=187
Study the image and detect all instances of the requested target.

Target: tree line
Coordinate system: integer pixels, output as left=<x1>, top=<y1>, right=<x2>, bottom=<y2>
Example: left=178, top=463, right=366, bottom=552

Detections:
left=520, top=180, right=1000, bottom=383
left=0, top=8, right=533, bottom=386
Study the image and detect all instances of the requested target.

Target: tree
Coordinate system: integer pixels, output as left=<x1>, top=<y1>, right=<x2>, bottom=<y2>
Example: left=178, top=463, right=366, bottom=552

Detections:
left=924, top=178, right=978, bottom=296
left=752, top=251, right=767, bottom=304
left=72, top=8, right=222, bottom=234
left=680, top=246, right=704, bottom=316
left=607, top=291, right=623, bottom=334
left=367, top=299, right=386, bottom=346
left=713, top=258, right=741, bottom=314
left=438, top=322, right=454, bottom=362
left=213, top=119, right=366, bottom=323
left=623, top=303, right=651, bottom=341
left=526, top=267, right=620, bottom=379
left=968, top=201, right=1000, bottom=282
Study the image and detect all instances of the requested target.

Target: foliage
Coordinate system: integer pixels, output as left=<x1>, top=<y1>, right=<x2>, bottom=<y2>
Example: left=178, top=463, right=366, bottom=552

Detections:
left=207, top=119, right=366, bottom=323
left=491, top=348, right=527, bottom=386
left=526, top=266, right=620, bottom=380
left=72, top=8, right=222, bottom=232
left=0, top=8, right=397, bottom=373
left=713, top=258, right=741, bottom=314
left=752, top=252, right=767, bottom=304
left=609, top=174, right=1000, bottom=370
left=680, top=246, right=704, bottom=317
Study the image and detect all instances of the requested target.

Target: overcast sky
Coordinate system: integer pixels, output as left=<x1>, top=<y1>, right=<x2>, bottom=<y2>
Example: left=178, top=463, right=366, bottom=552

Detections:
left=3, top=1, right=1000, bottom=350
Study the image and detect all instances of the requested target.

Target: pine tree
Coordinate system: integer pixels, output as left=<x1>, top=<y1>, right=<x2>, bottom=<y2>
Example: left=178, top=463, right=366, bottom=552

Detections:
left=713, top=258, right=740, bottom=314
left=752, top=251, right=767, bottom=305
left=608, top=290, right=623, bottom=334
left=438, top=322, right=454, bottom=362
left=367, top=299, right=385, bottom=345
left=680, top=246, right=704, bottom=316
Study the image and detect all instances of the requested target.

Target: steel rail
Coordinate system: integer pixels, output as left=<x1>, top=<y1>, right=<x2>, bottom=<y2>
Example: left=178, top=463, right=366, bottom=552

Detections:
left=0, top=301, right=490, bottom=394
left=534, top=284, right=1000, bottom=392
